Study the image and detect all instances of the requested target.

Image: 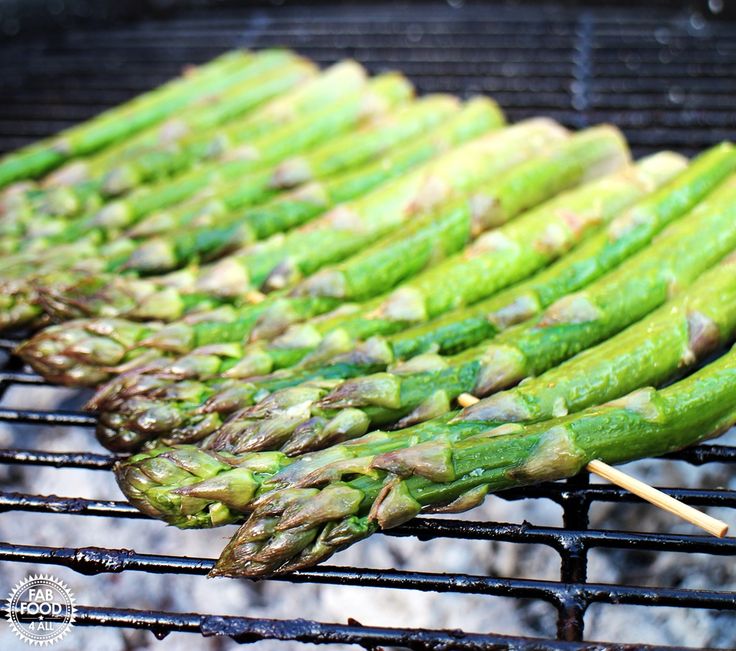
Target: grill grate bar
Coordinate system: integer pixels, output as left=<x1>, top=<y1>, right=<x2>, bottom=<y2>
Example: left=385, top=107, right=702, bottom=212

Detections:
left=0, top=542, right=734, bottom=613
left=2, top=486, right=733, bottom=523
left=0, top=601, right=675, bottom=651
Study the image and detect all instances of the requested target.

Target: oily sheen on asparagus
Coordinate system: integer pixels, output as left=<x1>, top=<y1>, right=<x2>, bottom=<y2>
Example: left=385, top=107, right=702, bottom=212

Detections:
left=3, top=47, right=736, bottom=581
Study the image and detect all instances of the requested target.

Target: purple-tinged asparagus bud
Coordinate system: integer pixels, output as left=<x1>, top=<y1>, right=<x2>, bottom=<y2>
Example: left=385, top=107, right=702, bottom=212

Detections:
left=389, top=352, right=447, bottom=374
left=128, top=400, right=185, bottom=434
left=539, top=292, right=602, bottom=327
left=333, top=336, right=395, bottom=368
left=270, top=157, right=313, bottom=188
left=277, top=483, right=364, bottom=531
left=291, top=456, right=375, bottom=489
left=283, top=516, right=375, bottom=573
left=85, top=365, right=170, bottom=411
left=199, top=382, right=257, bottom=414
left=64, top=336, right=127, bottom=366
left=602, top=387, right=664, bottom=422
left=41, top=186, right=80, bottom=217
left=299, top=328, right=355, bottom=367
left=141, top=323, right=195, bottom=353
left=223, top=347, right=274, bottom=378
left=683, top=311, right=720, bottom=364
left=79, top=318, right=149, bottom=349
left=91, top=200, right=132, bottom=229
left=103, top=164, right=140, bottom=196
left=124, top=238, right=179, bottom=273
left=283, top=408, right=370, bottom=456
left=263, top=258, right=300, bottom=291
left=127, top=287, right=187, bottom=322
left=162, top=343, right=241, bottom=378
left=237, top=386, right=326, bottom=419
left=249, top=302, right=301, bottom=341
left=292, top=269, right=347, bottom=298
left=487, top=293, right=540, bottom=330
left=270, top=323, right=323, bottom=349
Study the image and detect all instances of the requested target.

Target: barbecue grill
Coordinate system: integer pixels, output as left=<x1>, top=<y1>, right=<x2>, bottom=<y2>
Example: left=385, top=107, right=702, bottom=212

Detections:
left=0, top=1, right=735, bottom=648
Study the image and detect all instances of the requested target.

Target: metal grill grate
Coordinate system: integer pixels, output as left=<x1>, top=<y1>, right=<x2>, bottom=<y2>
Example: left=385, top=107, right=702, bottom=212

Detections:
left=0, top=3, right=735, bottom=648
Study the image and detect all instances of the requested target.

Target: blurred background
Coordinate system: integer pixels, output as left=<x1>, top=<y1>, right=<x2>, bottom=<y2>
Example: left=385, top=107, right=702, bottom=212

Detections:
left=0, top=1, right=735, bottom=649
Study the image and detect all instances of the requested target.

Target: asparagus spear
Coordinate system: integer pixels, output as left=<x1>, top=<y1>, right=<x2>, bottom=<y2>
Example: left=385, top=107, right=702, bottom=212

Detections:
left=88, top=151, right=683, bottom=452
left=0, top=49, right=257, bottom=189
left=15, top=119, right=558, bottom=383
left=35, top=97, right=502, bottom=323
left=2, top=96, right=495, bottom=333
left=124, top=117, right=592, bottom=277
left=23, top=65, right=398, bottom=250
left=113, top=257, right=736, bottom=527
left=224, top=142, right=736, bottom=377
left=122, top=95, right=482, bottom=274
left=16, top=296, right=347, bottom=386
left=10, top=99, right=500, bottom=349
left=96, top=61, right=369, bottom=200
left=213, top=344, right=736, bottom=577
left=0, top=59, right=362, bottom=251
left=159, top=191, right=736, bottom=459
left=199, top=118, right=568, bottom=295
left=0, top=73, right=413, bottom=330
left=23, top=54, right=317, bottom=221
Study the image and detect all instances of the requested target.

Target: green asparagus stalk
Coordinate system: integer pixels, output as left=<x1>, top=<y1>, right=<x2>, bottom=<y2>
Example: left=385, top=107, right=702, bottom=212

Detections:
left=284, top=124, right=627, bottom=299
left=3, top=96, right=496, bottom=334
left=21, top=54, right=317, bottom=222
left=33, top=97, right=502, bottom=324
left=126, top=94, right=465, bottom=240
left=96, top=62, right=364, bottom=195
left=113, top=258, right=736, bottom=528
left=0, top=60, right=369, bottom=256
left=0, top=73, right=413, bottom=331
left=26, top=65, right=398, bottom=249
left=88, top=151, right=687, bottom=453
left=228, top=119, right=568, bottom=295
left=122, top=95, right=482, bottom=274
left=16, top=119, right=558, bottom=384
left=0, top=49, right=257, bottom=189
left=223, top=142, right=736, bottom=377
left=157, top=209, right=736, bottom=460
left=212, top=344, right=736, bottom=577
left=12, top=101, right=502, bottom=366
left=15, top=296, right=349, bottom=386
left=127, top=117, right=597, bottom=279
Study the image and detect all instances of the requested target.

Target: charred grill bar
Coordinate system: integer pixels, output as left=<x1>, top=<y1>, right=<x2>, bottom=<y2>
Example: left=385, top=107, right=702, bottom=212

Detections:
left=0, top=1, right=735, bottom=648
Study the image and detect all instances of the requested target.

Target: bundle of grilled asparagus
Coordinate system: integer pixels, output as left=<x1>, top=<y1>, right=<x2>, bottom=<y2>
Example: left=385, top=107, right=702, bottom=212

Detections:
left=2, top=49, right=736, bottom=577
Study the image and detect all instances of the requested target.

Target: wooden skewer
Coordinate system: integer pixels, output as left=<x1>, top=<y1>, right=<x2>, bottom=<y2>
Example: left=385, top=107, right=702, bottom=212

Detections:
left=455, top=393, right=730, bottom=538
left=586, top=459, right=728, bottom=538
